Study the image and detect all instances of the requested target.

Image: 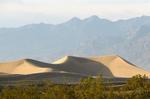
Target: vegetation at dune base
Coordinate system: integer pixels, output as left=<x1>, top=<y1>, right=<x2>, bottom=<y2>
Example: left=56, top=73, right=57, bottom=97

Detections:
left=0, top=74, right=149, bottom=99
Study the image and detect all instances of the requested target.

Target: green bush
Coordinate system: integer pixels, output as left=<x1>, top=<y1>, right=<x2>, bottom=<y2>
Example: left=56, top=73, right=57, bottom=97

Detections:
left=74, top=75, right=105, bottom=99
left=0, top=74, right=149, bottom=99
left=124, top=74, right=149, bottom=90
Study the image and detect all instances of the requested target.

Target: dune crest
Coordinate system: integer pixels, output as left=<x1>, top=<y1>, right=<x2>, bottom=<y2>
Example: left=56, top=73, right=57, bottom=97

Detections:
left=52, top=56, right=69, bottom=64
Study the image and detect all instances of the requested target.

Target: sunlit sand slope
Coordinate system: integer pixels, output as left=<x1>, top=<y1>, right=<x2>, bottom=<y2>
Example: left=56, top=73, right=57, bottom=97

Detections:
left=90, top=55, right=150, bottom=78
left=0, top=59, right=53, bottom=75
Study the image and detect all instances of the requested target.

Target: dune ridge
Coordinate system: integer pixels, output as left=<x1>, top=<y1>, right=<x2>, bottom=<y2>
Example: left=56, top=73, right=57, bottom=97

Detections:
left=52, top=56, right=69, bottom=64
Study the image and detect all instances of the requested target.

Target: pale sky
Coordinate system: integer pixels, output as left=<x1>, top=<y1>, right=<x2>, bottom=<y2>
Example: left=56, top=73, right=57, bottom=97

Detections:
left=0, top=0, right=150, bottom=27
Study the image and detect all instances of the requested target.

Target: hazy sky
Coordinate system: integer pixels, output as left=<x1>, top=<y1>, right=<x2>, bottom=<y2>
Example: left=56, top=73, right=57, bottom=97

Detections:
left=0, top=0, right=150, bottom=27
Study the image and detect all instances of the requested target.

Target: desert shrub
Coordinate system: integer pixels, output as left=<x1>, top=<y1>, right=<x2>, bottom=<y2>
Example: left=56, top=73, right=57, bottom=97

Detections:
left=124, top=74, right=149, bottom=90
left=0, top=85, right=40, bottom=99
left=0, top=74, right=149, bottom=99
left=74, top=75, right=105, bottom=99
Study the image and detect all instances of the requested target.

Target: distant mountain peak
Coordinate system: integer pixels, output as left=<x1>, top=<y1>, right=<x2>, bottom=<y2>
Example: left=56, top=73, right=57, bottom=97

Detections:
left=63, top=17, right=82, bottom=25
left=84, top=15, right=100, bottom=21
left=69, top=17, right=81, bottom=22
left=89, top=15, right=100, bottom=19
left=84, top=15, right=111, bottom=23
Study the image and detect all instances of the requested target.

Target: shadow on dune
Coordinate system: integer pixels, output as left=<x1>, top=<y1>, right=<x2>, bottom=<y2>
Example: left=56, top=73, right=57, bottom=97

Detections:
left=24, top=59, right=53, bottom=68
left=52, top=56, right=114, bottom=78
left=25, top=56, right=114, bottom=77
left=0, top=72, right=87, bottom=84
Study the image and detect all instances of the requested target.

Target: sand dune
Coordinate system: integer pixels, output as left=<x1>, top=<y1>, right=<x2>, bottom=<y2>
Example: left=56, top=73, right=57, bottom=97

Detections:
left=52, top=56, right=114, bottom=77
left=52, top=55, right=150, bottom=78
left=0, top=55, right=149, bottom=81
left=0, top=59, right=53, bottom=75
left=90, top=55, right=150, bottom=78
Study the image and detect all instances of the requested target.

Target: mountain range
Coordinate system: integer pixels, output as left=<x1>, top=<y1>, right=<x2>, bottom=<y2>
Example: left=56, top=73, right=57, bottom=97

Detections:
left=0, top=15, right=150, bottom=70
